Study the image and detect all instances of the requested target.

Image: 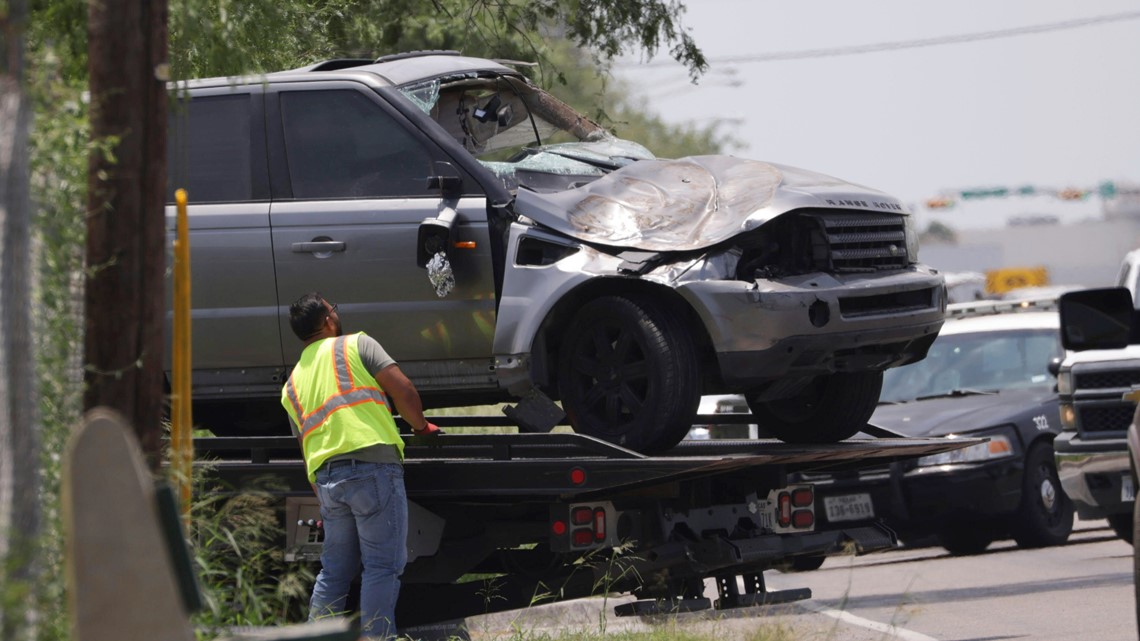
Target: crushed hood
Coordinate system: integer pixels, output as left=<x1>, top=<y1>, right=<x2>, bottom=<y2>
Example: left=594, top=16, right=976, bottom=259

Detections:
left=513, top=155, right=907, bottom=252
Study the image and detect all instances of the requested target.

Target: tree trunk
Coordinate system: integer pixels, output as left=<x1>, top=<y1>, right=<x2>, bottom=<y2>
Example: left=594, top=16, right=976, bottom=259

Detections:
left=86, top=0, right=169, bottom=469
left=0, top=1, right=42, bottom=639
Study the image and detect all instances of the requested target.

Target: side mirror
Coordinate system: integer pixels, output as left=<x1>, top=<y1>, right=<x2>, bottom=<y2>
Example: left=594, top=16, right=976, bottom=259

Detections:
left=1058, top=287, right=1135, bottom=351
left=417, top=207, right=458, bottom=268
left=427, top=175, right=463, bottom=199
left=427, top=161, right=463, bottom=200
left=1048, top=357, right=1063, bottom=378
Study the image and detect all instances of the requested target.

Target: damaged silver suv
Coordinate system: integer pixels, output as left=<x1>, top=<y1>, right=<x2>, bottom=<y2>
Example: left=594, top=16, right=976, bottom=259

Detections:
left=166, top=50, right=946, bottom=452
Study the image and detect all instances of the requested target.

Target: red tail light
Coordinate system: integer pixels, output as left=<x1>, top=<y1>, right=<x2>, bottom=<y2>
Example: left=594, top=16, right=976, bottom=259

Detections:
left=792, top=509, right=814, bottom=529
left=571, top=507, right=593, bottom=525
left=594, top=508, right=606, bottom=541
left=572, top=528, right=593, bottom=546
left=778, top=492, right=792, bottom=527
left=791, top=487, right=813, bottom=508
left=569, top=467, right=587, bottom=485
left=552, top=520, right=567, bottom=535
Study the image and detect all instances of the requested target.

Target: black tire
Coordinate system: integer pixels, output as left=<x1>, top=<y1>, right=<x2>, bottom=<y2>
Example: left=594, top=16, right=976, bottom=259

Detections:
left=1108, top=511, right=1134, bottom=544
left=557, top=295, right=700, bottom=453
left=1011, top=442, right=1074, bottom=549
left=745, top=372, right=883, bottom=444
left=938, top=526, right=994, bottom=556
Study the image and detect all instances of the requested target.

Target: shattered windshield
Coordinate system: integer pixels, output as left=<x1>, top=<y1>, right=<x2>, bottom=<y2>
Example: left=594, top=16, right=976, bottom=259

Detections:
left=398, top=74, right=654, bottom=193
left=879, top=328, right=1063, bottom=403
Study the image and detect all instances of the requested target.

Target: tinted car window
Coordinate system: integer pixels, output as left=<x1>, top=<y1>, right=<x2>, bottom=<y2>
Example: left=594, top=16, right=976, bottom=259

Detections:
left=167, top=94, right=253, bottom=203
left=280, top=89, right=435, bottom=199
left=881, top=328, right=1063, bottom=402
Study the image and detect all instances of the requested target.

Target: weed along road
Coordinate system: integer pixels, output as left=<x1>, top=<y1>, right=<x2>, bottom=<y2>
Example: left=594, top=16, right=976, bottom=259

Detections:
left=468, top=518, right=1134, bottom=640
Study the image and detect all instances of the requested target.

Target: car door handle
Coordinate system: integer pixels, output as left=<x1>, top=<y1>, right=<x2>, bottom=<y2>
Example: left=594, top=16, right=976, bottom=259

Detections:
left=292, top=241, right=346, bottom=253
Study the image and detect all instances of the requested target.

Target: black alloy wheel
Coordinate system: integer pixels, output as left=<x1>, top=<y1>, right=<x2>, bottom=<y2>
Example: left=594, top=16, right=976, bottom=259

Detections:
left=746, top=371, right=883, bottom=444
left=557, top=295, right=700, bottom=453
left=1011, top=442, right=1074, bottom=549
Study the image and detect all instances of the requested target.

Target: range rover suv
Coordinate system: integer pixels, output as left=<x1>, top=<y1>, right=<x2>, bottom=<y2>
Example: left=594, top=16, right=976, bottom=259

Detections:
left=165, top=50, right=946, bottom=452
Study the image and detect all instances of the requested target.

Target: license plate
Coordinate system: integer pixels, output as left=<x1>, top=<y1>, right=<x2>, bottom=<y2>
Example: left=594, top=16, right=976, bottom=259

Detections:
left=823, top=493, right=875, bottom=522
left=1123, top=475, right=1135, bottom=503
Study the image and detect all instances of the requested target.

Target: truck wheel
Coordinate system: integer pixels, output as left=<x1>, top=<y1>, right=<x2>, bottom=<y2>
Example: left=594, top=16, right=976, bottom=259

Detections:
left=1011, top=442, right=1074, bottom=549
left=745, top=372, right=882, bottom=443
left=558, top=295, right=700, bottom=453
left=1108, top=512, right=1134, bottom=544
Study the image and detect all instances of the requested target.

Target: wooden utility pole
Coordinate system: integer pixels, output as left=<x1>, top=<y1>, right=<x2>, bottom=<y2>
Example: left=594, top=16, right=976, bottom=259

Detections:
left=86, top=0, right=169, bottom=468
left=0, top=0, right=42, bottom=638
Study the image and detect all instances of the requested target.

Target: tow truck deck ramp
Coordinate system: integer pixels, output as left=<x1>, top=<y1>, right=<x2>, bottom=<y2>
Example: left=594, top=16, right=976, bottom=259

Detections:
left=194, top=429, right=974, bottom=627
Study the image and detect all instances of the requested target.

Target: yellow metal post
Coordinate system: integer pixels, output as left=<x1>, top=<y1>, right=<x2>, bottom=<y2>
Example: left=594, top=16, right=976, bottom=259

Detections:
left=172, top=188, right=193, bottom=525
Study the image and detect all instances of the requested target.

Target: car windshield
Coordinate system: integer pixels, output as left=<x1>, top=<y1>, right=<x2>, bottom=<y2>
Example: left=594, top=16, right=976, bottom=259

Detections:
left=398, top=74, right=655, bottom=193
left=880, top=327, right=1063, bottom=403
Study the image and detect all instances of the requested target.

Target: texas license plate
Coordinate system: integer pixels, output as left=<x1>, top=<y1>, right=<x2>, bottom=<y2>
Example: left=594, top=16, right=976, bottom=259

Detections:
left=824, top=493, right=875, bottom=522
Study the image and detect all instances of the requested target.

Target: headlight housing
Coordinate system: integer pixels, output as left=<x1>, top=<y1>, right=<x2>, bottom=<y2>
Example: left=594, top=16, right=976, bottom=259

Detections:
left=904, top=215, right=920, bottom=264
left=915, top=428, right=1017, bottom=467
left=1056, top=370, right=1072, bottom=396
left=1059, top=403, right=1077, bottom=431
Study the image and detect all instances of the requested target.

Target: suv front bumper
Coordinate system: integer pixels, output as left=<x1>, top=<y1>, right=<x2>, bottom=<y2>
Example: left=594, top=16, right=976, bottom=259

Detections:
left=679, top=266, right=945, bottom=386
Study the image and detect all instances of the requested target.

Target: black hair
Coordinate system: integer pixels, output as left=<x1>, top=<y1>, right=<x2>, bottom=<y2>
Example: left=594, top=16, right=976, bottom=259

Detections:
left=289, top=292, right=328, bottom=341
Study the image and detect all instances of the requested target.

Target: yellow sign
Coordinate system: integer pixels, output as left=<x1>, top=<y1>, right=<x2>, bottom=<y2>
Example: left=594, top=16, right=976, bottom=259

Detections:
left=985, top=266, right=1049, bottom=294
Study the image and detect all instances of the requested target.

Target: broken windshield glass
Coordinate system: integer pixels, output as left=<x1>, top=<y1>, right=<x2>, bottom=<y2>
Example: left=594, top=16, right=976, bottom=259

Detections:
left=398, top=80, right=441, bottom=114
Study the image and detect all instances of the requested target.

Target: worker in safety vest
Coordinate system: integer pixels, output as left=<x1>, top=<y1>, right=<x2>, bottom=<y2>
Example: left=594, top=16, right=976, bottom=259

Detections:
left=281, top=292, right=440, bottom=639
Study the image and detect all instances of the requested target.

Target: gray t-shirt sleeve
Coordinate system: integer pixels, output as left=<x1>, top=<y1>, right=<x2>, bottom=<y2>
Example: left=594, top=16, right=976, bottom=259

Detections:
left=358, top=333, right=396, bottom=376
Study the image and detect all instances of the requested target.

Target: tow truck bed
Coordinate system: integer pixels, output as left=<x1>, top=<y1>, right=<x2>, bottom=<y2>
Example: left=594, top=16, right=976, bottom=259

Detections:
left=191, top=427, right=975, bottom=627
left=195, top=432, right=973, bottom=500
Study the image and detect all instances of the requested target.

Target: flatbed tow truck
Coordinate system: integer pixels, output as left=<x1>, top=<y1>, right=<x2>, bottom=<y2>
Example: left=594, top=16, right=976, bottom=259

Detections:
left=193, top=417, right=974, bottom=629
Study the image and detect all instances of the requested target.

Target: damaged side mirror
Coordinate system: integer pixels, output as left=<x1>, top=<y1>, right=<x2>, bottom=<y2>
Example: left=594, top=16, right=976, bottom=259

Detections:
left=417, top=206, right=457, bottom=268
left=417, top=207, right=458, bottom=298
left=426, top=160, right=464, bottom=200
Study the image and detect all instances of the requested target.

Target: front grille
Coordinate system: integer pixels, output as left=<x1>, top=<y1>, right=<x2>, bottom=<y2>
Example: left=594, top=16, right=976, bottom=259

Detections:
left=734, top=209, right=911, bottom=280
left=809, top=213, right=909, bottom=273
left=1077, top=403, right=1135, bottom=435
left=1074, top=369, right=1140, bottom=390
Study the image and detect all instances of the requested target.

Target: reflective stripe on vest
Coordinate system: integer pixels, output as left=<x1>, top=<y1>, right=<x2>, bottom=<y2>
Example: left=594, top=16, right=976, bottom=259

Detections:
left=282, top=333, right=403, bottom=482
left=284, top=337, right=389, bottom=441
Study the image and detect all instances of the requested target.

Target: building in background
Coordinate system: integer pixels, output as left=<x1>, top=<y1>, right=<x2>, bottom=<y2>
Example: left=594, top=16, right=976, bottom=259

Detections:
left=922, top=192, right=1140, bottom=289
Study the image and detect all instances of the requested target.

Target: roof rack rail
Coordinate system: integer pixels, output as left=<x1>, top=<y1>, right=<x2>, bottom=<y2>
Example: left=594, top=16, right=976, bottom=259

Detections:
left=374, top=50, right=462, bottom=64
left=307, top=59, right=375, bottom=72
left=946, top=296, right=1059, bottom=319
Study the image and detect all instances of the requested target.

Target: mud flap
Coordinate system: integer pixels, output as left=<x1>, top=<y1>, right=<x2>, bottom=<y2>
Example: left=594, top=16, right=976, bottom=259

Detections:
left=503, top=388, right=565, bottom=433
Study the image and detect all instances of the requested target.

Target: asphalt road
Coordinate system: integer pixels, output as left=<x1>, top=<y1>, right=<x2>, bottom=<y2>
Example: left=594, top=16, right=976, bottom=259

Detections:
left=468, top=518, right=1136, bottom=641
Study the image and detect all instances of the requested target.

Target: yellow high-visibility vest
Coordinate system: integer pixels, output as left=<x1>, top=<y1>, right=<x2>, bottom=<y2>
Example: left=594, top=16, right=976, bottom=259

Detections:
left=281, top=332, right=403, bottom=483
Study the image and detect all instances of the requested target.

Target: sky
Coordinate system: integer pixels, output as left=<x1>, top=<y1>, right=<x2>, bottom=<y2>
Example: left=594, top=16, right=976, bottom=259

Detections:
left=613, top=0, right=1140, bottom=230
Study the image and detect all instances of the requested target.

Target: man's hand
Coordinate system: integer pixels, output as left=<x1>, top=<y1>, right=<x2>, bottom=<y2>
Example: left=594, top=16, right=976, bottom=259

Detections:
left=413, top=422, right=443, bottom=436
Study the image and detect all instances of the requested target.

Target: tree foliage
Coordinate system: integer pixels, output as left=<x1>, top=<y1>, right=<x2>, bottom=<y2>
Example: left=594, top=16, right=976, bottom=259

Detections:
left=15, top=1, right=728, bottom=638
left=166, top=0, right=706, bottom=82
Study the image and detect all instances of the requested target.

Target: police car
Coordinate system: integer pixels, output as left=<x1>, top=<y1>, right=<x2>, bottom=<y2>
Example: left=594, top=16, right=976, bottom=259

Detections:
left=805, top=298, right=1073, bottom=556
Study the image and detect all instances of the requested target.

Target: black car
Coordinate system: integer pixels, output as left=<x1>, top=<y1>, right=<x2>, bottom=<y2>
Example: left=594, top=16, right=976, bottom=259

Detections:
left=803, top=300, right=1073, bottom=556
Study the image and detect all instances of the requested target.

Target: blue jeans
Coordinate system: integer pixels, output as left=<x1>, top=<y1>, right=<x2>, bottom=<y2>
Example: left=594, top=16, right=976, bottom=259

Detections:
left=310, top=461, right=408, bottom=640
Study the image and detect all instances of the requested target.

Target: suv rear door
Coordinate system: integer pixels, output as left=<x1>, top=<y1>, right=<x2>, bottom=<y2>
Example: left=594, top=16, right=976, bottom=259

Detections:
left=266, top=82, right=498, bottom=389
left=166, top=87, right=284, bottom=395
